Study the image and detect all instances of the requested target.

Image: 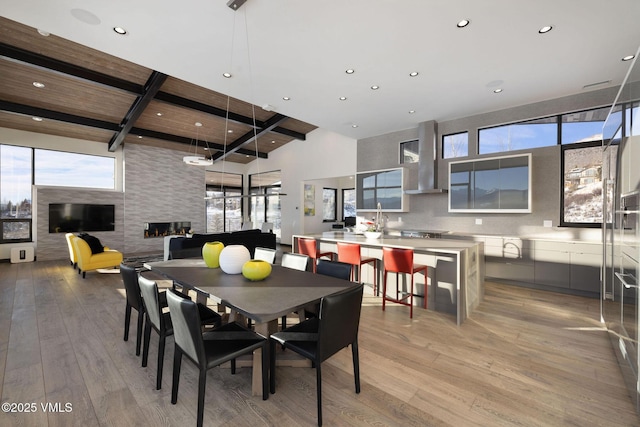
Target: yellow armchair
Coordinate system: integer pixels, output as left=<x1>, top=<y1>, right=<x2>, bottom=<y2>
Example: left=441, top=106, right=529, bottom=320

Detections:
left=72, top=236, right=123, bottom=278
left=65, top=233, right=78, bottom=269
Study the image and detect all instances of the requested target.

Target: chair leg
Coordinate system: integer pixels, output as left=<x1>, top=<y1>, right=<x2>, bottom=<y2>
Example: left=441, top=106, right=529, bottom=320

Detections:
left=135, top=311, right=144, bottom=356
left=409, top=276, right=414, bottom=319
left=157, top=333, right=166, bottom=390
left=171, top=347, right=182, bottom=404
left=269, top=341, right=277, bottom=394
left=281, top=315, right=287, bottom=329
left=197, top=369, right=207, bottom=427
left=352, top=341, right=360, bottom=394
left=124, top=304, right=131, bottom=341
left=382, top=271, right=387, bottom=311
left=261, top=342, right=268, bottom=400
left=231, top=358, right=236, bottom=374
left=316, top=363, right=323, bottom=426
left=142, top=321, right=151, bottom=367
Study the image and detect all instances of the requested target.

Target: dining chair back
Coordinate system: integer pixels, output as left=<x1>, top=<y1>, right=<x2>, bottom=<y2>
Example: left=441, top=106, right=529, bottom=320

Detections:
left=316, top=259, right=352, bottom=281
left=297, top=237, right=334, bottom=273
left=382, top=247, right=428, bottom=318
left=281, top=252, right=309, bottom=271
left=120, top=263, right=145, bottom=356
left=138, top=276, right=173, bottom=390
left=166, top=290, right=268, bottom=427
left=254, top=247, right=276, bottom=264
left=270, top=284, right=364, bottom=426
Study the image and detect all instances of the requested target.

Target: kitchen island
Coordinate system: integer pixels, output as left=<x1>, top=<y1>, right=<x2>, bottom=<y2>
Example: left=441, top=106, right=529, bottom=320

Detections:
left=292, top=232, right=484, bottom=325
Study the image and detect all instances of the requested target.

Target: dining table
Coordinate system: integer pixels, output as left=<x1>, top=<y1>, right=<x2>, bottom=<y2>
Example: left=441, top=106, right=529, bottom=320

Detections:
left=143, top=258, right=358, bottom=395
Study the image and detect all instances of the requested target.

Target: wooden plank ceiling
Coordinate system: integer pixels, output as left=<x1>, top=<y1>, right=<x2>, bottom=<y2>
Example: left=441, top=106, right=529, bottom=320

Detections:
left=0, top=17, right=317, bottom=164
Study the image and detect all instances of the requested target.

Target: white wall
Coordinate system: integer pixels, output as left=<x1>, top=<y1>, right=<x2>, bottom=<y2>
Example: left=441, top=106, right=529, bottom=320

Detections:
left=243, top=128, right=357, bottom=244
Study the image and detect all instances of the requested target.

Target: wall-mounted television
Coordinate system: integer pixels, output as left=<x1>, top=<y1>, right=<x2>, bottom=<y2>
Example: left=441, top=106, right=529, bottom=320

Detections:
left=49, top=203, right=115, bottom=233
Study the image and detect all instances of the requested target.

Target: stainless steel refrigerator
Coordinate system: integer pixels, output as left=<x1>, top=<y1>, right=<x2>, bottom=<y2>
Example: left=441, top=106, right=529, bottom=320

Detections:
left=602, top=51, right=640, bottom=413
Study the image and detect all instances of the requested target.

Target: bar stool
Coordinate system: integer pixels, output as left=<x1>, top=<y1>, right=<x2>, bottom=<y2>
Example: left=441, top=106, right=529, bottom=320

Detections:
left=337, top=242, right=378, bottom=293
left=297, top=237, right=334, bottom=273
left=382, top=247, right=428, bottom=318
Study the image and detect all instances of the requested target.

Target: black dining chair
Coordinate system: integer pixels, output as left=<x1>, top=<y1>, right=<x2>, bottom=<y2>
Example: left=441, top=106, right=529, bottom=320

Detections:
left=166, top=290, right=268, bottom=427
left=270, top=284, right=364, bottom=427
left=139, top=276, right=222, bottom=390
left=121, top=263, right=147, bottom=356
left=303, top=259, right=353, bottom=319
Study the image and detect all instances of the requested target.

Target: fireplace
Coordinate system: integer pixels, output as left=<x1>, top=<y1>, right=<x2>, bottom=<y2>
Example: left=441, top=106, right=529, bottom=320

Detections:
left=144, top=222, right=191, bottom=238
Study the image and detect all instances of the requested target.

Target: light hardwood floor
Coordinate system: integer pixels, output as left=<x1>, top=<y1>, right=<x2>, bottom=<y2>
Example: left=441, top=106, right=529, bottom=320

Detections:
left=1, top=259, right=638, bottom=426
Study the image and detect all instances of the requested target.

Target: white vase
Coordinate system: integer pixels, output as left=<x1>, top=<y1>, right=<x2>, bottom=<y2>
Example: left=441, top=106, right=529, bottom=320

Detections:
left=219, top=245, right=251, bottom=274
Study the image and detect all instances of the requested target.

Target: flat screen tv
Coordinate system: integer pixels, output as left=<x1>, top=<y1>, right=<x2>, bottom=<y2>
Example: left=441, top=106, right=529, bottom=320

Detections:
left=49, top=203, right=115, bottom=233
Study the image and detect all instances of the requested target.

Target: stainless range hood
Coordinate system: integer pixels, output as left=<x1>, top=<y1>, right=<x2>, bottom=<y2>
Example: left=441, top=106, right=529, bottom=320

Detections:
left=404, top=120, right=448, bottom=194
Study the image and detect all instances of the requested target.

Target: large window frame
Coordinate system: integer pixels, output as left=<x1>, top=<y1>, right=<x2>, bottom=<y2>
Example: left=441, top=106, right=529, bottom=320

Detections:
left=205, top=171, right=244, bottom=233
left=478, top=116, right=559, bottom=154
left=249, top=170, right=282, bottom=239
left=342, top=188, right=356, bottom=220
left=322, top=188, right=337, bottom=222
left=442, top=131, right=469, bottom=159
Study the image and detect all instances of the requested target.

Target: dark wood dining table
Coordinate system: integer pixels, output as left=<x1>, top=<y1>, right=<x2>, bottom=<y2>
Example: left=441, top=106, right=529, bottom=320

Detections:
left=144, top=258, right=358, bottom=395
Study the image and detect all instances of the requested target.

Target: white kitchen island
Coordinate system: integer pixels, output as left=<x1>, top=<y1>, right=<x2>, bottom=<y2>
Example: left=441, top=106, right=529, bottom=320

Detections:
left=292, top=232, right=484, bottom=325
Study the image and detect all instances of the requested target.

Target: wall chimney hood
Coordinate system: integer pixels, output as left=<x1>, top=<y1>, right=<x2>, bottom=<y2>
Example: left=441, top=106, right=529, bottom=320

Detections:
left=404, top=120, right=447, bottom=194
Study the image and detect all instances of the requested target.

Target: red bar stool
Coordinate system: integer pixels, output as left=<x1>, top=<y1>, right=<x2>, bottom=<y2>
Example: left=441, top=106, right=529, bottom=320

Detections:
left=336, top=242, right=378, bottom=293
left=297, top=237, right=334, bottom=273
left=382, top=247, right=428, bottom=318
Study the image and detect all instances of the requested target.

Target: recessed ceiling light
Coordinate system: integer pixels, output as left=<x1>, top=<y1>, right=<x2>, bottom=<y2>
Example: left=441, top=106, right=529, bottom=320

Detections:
left=457, top=19, right=470, bottom=28
left=339, top=96, right=347, bottom=101
left=156, top=112, right=163, bottom=116
left=409, top=71, right=419, bottom=77
left=538, top=25, right=553, bottom=34
left=113, top=27, right=127, bottom=35
left=228, top=129, right=234, bottom=133
left=345, top=69, right=355, bottom=74
left=493, top=88, right=503, bottom=93
left=622, top=55, right=635, bottom=61
left=408, top=110, right=416, bottom=114
left=195, top=122, right=202, bottom=127
left=271, top=140, right=276, bottom=144
left=282, top=96, right=290, bottom=101
left=351, top=124, right=358, bottom=128
left=223, top=72, right=232, bottom=78
left=32, top=82, right=45, bottom=88
left=32, top=117, right=43, bottom=122
left=137, top=135, right=143, bottom=139
left=371, top=85, right=379, bottom=90
left=37, top=29, right=50, bottom=37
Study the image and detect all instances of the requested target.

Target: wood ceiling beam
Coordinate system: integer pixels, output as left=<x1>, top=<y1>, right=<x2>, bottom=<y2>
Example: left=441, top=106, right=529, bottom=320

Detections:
left=0, top=43, right=144, bottom=94
left=131, top=127, right=268, bottom=158
left=212, top=113, right=287, bottom=161
left=0, top=100, right=121, bottom=131
left=108, top=71, right=167, bottom=152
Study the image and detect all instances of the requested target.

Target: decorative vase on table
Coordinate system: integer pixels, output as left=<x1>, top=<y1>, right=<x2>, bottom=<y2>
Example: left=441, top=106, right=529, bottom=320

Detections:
left=202, top=241, right=224, bottom=268
left=219, top=245, right=251, bottom=274
left=242, top=260, right=272, bottom=281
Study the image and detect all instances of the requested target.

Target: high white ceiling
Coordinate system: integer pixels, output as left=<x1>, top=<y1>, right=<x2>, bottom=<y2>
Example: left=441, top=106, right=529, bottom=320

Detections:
left=3, top=0, right=640, bottom=140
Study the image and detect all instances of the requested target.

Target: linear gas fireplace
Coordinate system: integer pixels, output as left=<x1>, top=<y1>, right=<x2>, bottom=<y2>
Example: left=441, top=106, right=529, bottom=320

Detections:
left=144, top=222, right=191, bottom=238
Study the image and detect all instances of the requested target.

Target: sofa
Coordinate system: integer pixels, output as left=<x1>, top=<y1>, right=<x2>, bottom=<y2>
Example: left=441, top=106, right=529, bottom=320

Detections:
left=166, top=229, right=277, bottom=261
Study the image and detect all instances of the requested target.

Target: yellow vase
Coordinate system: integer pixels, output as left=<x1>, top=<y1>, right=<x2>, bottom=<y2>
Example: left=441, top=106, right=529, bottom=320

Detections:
left=242, top=260, right=272, bottom=281
left=202, top=241, right=224, bottom=268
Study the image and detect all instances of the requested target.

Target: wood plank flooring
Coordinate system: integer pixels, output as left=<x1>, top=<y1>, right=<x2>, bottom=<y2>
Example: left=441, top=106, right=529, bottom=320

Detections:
left=0, top=259, right=638, bottom=426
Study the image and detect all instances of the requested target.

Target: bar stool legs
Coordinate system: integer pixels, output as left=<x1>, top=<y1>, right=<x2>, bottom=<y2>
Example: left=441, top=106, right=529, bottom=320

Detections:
left=381, top=247, right=428, bottom=318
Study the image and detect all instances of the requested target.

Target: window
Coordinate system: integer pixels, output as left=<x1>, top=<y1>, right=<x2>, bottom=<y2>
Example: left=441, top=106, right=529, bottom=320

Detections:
left=342, top=188, right=356, bottom=219
left=356, top=168, right=406, bottom=211
left=479, top=116, right=558, bottom=154
left=400, top=139, right=419, bottom=164
left=561, top=106, right=610, bottom=144
left=0, top=145, right=32, bottom=242
left=322, top=188, right=337, bottom=221
left=206, top=171, right=243, bottom=232
left=442, top=132, right=469, bottom=158
left=249, top=170, right=282, bottom=239
left=34, top=149, right=115, bottom=189
left=561, top=142, right=616, bottom=227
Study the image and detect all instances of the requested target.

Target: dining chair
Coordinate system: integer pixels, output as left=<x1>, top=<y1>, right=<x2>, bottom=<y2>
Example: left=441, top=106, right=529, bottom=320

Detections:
left=254, top=246, right=276, bottom=264
left=279, top=252, right=310, bottom=328
left=382, top=247, right=428, bottom=318
left=304, top=259, right=353, bottom=318
left=166, top=290, right=268, bottom=427
left=297, top=237, right=334, bottom=273
left=121, top=263, right=147, bottom=356
left=139, top=276, right=222, bottom=390
left=270, top=284, right=364, bottom=427
left=336, top=241, right=378, bottom=292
